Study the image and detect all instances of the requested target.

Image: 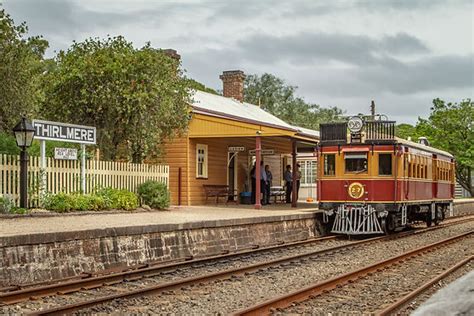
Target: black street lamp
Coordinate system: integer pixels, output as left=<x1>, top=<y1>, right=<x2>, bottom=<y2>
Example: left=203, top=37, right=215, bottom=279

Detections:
left=12, top=117, right=35, bottom=208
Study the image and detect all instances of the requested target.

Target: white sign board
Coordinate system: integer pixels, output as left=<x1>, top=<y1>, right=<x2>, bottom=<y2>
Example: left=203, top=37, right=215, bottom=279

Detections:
left=54, top=148, right=78, bottom=160
left=228, top=146, right=245, bottom=153
left=249, top=149, right=275, bottom=155
left=32, top=120, right=96, bottom=144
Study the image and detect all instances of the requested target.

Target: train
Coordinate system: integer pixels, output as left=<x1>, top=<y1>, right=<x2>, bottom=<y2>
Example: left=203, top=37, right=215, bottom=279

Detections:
left=318, top=115, right=455, bottom=235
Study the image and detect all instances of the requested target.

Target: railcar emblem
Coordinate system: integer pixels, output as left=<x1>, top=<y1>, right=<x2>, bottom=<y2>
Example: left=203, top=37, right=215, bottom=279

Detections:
left=347, top=116, right=363, bottom=133
left=348, top=182, right=364, bottom=199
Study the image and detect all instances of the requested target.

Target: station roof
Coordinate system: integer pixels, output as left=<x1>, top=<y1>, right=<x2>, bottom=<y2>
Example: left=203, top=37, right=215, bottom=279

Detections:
left=190, top=90, right=319, bottom=141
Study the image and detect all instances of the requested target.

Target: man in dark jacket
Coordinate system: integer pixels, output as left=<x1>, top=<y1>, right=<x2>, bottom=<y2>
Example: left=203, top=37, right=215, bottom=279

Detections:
left=284, top=165, right=292, bottom=203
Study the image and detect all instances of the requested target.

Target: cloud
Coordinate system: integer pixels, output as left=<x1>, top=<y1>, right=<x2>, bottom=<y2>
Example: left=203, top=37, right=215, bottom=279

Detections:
left=356, top=54, right=474, bottom=94
left=231, top=32, right=429, bottom=66
left=2, top=0, right=472, bottom=124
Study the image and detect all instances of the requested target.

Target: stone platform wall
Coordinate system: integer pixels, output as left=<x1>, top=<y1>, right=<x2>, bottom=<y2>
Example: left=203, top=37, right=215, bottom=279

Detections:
left=0, top=214, right=320, bottom=286
left=451, top=199, right=474, bottom=217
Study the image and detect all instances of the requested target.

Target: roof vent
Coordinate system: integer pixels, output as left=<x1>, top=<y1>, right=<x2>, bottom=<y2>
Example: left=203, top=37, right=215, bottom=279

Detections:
left=418, top=137, right=430, bottom=146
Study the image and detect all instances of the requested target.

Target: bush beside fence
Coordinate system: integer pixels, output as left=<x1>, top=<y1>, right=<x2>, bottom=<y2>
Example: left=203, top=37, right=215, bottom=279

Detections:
left=0, top=154, right=169, bottom=207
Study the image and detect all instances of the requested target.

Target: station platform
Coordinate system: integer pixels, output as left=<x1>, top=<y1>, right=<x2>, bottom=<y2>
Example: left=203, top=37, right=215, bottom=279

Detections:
left=414, top=270, right=474, bottom=315
left=0, top=203, right=320, bottom=286
left=0, top=203, right=319, bottom=239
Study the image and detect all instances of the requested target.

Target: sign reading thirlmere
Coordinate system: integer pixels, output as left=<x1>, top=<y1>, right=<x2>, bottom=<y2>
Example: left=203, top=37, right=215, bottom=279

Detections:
left=32, top=120, right=96, bottom=145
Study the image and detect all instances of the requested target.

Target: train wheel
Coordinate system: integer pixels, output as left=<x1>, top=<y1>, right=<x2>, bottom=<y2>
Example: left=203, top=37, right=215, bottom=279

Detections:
left=381, top=215, right=396, bottom=235
left=426, top=213, right=432, bottom=227
left=381, top=217, right=389, bottom=234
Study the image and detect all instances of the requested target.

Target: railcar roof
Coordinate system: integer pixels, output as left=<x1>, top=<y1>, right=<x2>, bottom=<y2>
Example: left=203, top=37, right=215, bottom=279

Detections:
left=396, top=137, right=453, bottom=158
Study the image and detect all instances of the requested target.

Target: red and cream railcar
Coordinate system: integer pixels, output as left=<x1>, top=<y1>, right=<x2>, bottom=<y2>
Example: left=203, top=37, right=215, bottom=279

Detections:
left=318, top=117, right=455, bottom=235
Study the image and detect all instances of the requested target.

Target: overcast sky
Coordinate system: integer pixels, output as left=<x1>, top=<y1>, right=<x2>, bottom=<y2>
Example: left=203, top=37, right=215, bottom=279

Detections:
left=3, top=0, right=473, bottom=124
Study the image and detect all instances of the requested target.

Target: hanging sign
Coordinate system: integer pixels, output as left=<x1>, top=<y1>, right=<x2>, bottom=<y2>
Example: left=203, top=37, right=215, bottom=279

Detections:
left=249, top=149, right=275, bottom=155
left=54, top=148, right=78, bottom=160
left=228, top=146, right=245, bottom=153
left=32, top=120, right=96, bottom=145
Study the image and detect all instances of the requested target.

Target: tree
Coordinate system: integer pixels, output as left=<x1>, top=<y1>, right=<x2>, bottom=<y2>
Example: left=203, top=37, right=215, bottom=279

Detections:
left=0, top=8, right=48, bottom=132
left=187, top=78, right=218, bottom=95
left=244, top=73, right=343, bottom=129
left=395, top=123, right=419, bottom=140
left=41, top=36, right=191, bottom=163
left=417, top=99, right=473, bottom=196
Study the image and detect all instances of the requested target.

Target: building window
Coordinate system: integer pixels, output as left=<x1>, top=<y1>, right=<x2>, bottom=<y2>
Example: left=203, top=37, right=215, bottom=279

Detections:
left=323, top=154, right=336, bottom=176
left=345, top=152, right=367, bottom=173
left=299, top=160, right=317, bottom=184
left=379, top=154, right=392, bottom=175
left=196, top=144, right=208, bottom=178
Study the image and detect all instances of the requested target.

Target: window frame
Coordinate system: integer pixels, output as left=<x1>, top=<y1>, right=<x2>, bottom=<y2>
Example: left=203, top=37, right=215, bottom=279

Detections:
left=323, top=154, right=336, bottom=176
left=196, top=143, right=208, bottom=179
left=344, top=152, right=368, bottom=174
left=299, top=160, right=317, bottom=184
left=378, top=153, right=393, bottom=176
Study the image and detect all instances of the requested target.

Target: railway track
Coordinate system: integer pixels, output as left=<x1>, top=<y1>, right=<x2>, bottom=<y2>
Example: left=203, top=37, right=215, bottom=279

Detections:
left=378, top=255, right=473, bottom=315
left=1, top=234, right=340, bottom=304
left=2, top=216, right=471, bottom=315
left=233, top=231, right=473, bottom=315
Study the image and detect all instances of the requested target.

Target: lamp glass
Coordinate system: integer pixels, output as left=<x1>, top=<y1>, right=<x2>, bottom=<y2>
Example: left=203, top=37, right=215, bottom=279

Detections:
left=15, top=132, right=27, bottom=147
left=24, top=130, right=35, bottom=147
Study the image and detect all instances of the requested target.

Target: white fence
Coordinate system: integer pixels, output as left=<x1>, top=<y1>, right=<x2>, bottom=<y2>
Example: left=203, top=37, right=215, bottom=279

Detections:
left=0, top=154, right=169, bottom=207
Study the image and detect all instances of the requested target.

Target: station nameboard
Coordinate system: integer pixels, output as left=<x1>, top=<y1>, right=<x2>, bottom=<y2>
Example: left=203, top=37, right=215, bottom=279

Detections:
left=32, top=120, right=96, bottom=145
left=54, top=148, right=78, bottom=160
left=228, top=146, right=245, bottom=153
left=249, top=149, right=275, bottom=155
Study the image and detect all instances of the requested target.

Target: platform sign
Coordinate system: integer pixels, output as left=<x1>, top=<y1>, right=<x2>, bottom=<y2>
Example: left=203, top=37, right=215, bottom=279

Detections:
left=54, top=148, right=78, bottom=160
left=32, top=120, right=96, bottom=145
left=228, top=146, right=245, bottom=153
left=33, top=119, right=96, bottom=197
left=249, top=149, right=275, bottom=155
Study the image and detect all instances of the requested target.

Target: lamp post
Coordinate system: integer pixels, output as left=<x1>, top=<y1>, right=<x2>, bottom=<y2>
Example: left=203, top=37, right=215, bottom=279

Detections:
left=12, top=117, right=35, bottom=208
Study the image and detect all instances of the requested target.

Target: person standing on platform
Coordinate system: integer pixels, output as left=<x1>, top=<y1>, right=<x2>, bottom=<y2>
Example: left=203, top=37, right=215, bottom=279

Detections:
left=296, top=163, right=302, bottom=201
left=284, top=165, right=292, bottom=203
left=265, top=165, right=272, bottom=204
left=250, top=163, right=256, bottom=204
left=260, top=161, right=269, bottom=205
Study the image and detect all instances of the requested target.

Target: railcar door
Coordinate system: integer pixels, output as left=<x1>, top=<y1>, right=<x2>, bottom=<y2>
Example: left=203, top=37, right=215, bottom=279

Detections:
left=432, top=154, right=438, bottom=199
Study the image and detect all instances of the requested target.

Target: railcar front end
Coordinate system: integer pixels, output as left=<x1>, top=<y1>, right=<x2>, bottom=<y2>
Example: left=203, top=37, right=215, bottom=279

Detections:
left=318, top=116, right=454, bottom=235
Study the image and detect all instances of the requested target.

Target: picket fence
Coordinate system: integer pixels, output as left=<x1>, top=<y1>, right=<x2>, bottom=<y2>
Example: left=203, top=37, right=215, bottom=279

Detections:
left=0, top=154, right=169, bottom=207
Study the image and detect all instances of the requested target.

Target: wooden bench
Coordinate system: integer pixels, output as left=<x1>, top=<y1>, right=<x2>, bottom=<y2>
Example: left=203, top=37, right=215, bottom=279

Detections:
left=203, top=184, right=238, bottom=205
left=270, top=186, right=286, bottom=203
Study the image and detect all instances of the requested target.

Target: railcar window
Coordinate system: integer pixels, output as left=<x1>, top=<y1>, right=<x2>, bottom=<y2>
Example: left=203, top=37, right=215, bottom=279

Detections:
left=378, top=154, right=392, bottom=175
left=345, top=153, right=367, bottom=173
left=323, top=154, right=336, bottom=176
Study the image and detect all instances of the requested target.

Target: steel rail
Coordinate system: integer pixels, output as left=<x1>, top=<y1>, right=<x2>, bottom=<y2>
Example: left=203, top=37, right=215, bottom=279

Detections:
left=0, top=235, right=337, bottom=305
left=25, top=221, right=473, bottom=315
left=377, top=255, right=473, bottom=316
left=232, top=230, right=473, bottom=316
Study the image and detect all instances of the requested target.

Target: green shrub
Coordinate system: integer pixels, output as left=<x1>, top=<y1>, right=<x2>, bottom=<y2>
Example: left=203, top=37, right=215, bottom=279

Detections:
left=137, top=180, right=170, bottom=209
left=96, top=188, right=139, bottom=210
left=0, top=195, right=14, bottom=214
left=43, top=192, right=74, bottom=212
left=43, top=188, right=138, bottom=212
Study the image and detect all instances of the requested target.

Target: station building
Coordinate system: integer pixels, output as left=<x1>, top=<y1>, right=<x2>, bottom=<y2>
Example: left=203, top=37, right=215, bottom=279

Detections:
left=163, top=70, right=320, bottom=207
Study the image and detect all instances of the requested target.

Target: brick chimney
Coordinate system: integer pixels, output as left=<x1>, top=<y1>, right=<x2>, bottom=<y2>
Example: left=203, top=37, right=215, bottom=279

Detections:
left=162, top=49, right=181, bottom=61
left=220, top=70, right=246, bottom=102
